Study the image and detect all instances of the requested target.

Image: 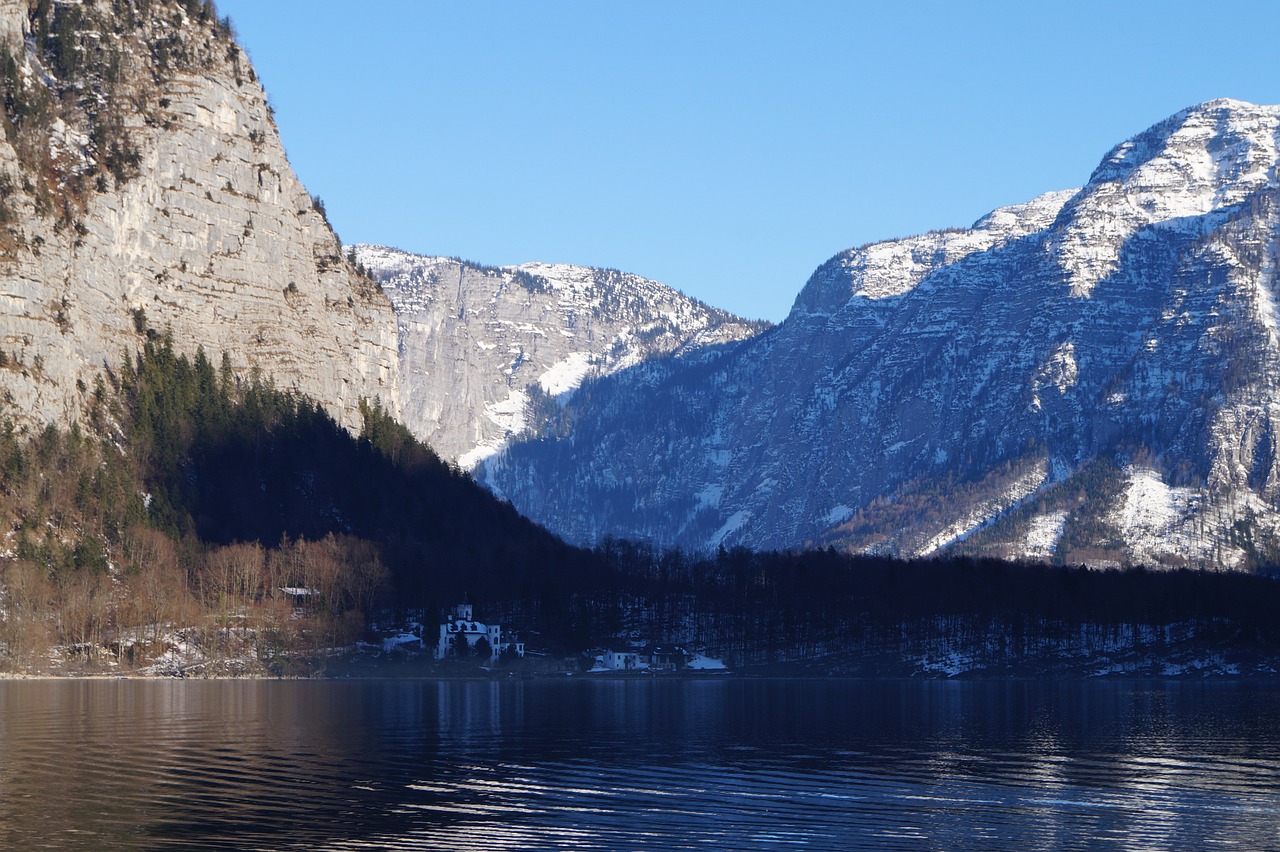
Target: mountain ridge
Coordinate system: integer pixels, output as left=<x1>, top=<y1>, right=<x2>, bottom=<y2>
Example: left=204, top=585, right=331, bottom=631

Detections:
left=353, top=244, right=766, bottom=467
left=481, top=98, right=1280, bottom=570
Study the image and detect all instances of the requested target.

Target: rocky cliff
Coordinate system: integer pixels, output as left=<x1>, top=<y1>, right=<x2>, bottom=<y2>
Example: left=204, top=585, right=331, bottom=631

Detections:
left=482, top=99, right=1280, bottom=569
left=352, top=245, right=765, bottom=466
left=0, top=0, right=398, bottom=434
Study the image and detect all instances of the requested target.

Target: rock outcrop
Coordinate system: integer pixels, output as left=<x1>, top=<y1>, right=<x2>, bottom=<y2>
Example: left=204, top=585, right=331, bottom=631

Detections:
left=353, top=245, right=765, bottom=466
left=482, top=99, right=1280, bottom=569
left=0, top=0, right=398, bottom=434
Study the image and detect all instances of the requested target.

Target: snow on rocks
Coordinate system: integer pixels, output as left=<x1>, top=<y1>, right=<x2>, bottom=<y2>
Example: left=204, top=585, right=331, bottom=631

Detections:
left=352, top=246, right=764, bottom=466
left=914, top=462, right=1049, bottom=557
left=481, top=100, right=1280, bottom=568
left=1020, top=510, right=1069, bottom=561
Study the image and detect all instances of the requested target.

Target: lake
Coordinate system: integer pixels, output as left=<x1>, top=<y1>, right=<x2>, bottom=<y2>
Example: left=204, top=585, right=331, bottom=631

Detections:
left=1, top=677, right=1277, bottom=850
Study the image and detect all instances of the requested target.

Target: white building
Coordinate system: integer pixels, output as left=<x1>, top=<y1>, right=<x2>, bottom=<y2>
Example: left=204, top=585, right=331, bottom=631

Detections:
left=594, top=646, right=690, bottom=672
left=435, top=603, right=524, bottom=664
left=598, top=649, right=646, bottom=671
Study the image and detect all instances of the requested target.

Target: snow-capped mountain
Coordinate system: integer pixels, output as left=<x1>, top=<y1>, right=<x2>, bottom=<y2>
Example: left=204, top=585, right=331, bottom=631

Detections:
left=480, top=99, right=1280, bottom=569
left=352, top=246, right=767, bottom=467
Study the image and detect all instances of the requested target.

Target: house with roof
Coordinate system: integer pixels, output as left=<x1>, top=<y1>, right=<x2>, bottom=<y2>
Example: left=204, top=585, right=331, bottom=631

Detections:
left=593, top=645, right=692, bottom=673
left=645, top=645, right=690, bottom=673
left=435, top=603, right=524, bottom=664
left=599, top=649, right=645, bottom=671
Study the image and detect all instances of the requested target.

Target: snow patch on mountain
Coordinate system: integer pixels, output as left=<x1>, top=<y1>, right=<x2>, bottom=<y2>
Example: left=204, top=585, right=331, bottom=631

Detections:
left=1107, top=464, right=1277, bottom=569
left=824, top=505, right=854, bottom=526
left=459, top=389, right=531, bottom=470
left=1117, top=467, right=1193, bottom=559
left=697, top=484, right=724, bottom=510
left=1031, top=341, right=1079, bottom=410
left=915, top=462, right=1049, bottom=556
left=1021, top=511, right=1070, bottom=560
left=538, top=352, right=595, bottom=398
left=710, top=510, right=752, bottom=549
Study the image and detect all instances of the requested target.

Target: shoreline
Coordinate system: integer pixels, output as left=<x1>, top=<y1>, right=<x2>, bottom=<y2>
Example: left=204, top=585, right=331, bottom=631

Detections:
left=4, top=668, right=1279, bottom=682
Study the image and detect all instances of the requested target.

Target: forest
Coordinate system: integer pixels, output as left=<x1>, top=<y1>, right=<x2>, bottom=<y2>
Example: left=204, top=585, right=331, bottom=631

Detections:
left=0, top=334, right=600, bottom=673
left=2, top=335, right=1280, bottom=675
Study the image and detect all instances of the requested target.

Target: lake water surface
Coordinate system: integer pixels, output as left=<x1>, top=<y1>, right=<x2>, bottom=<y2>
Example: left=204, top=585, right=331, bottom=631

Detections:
left=1, top=677, right=1278, bottom=850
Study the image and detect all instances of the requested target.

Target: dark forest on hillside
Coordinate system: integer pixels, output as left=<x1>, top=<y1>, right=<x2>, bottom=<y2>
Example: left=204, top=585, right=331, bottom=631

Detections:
left=2, top=337, right=1280, bottom=674
left=127, top=337, right=602, bottom=614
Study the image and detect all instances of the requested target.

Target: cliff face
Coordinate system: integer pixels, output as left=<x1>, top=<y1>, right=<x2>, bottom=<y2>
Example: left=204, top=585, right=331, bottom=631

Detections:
left=481, top=100, right=1280, bottom=569
left=0, top=0, right=398, bottom=433
left=354, top=245, right=766, bottom=467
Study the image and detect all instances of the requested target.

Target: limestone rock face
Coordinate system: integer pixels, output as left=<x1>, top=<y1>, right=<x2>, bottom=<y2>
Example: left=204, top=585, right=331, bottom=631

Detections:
left=0, top=2, right=25, bottom=54
left=353, top=245, right=766, bottom=467
left=0, top=0, right=399, bottom=433
left=482, top=100, right=1280, bottom=569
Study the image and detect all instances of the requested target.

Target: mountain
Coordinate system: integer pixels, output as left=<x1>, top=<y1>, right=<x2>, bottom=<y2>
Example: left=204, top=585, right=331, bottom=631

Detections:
left=0, top=0, right=398, bottom=434
left=352, top=245, right=766, bottom=467
left=481, top=99, right=1280, bottom=570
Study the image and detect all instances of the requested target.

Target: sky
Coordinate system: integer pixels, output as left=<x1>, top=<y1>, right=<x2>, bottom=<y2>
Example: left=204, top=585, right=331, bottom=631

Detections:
left=215, top=0, right=1280, bottom=322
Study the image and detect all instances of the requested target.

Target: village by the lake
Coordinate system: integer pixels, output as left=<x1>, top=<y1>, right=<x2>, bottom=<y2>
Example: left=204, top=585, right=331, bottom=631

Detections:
left=371, top=603, right=728, bottom=677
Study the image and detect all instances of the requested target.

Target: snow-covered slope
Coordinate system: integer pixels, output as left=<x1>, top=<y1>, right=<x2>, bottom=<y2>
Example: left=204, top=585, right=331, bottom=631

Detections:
left=481, top=99, right=1280, bottom=569
left=352, top=246, right=766, bottom=466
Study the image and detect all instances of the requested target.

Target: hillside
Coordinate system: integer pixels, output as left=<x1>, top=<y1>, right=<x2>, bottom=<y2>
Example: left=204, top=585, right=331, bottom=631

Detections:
left=482, top=99, right=1280, bottom=570
left=353, top=245, right=766, bottom=466
left=0, top=334, right=598, bottom=673
left=0, top=0, right=398, bottom=435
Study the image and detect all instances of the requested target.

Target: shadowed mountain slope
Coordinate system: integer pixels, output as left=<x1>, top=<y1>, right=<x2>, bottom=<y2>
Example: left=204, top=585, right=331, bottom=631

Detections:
left=482, top=100, right=1280, bottom=569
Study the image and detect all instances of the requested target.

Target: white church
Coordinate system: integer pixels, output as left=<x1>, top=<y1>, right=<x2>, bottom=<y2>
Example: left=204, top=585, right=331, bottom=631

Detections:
left=435, top=603, right=525, bottom=664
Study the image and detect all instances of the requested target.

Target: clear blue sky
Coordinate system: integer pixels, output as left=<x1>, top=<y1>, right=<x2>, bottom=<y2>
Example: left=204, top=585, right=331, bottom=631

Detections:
left=216, top=0, right=1280, bottom=322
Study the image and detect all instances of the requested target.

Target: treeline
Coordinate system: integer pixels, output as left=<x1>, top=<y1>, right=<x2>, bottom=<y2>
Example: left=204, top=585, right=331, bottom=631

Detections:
left=598, top=538, right=1280, bottom=630
left=579, top=539, right=1280, bottom=669
left=0, top=347, right=400, bottom=671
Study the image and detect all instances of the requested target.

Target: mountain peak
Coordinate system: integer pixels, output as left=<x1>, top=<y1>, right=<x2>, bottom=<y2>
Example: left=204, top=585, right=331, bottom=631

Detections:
left=796, top=100, right=1280, bottom=318
left=1182, top=96, right=1272, bottom=115
left=485, top=99, right=1280, bottom=570
left=1087, top=98, right=1279, bottom=186
left=1055, top=99, right=1280, bottom=296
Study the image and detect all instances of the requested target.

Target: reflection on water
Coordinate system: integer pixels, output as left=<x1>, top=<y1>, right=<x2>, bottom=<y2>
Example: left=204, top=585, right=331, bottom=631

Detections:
left=0, top=678, right=1277, bottom=850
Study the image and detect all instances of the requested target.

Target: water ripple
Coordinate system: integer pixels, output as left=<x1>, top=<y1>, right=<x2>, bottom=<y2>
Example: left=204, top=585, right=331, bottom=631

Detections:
left=0, top=679, right=1278, bottom=850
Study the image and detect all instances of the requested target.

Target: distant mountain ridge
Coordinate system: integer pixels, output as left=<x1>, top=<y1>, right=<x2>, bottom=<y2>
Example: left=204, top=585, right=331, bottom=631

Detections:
left=353, top=245, right=766, bottom=467
left=481, top=98, right=1280, bottom=570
